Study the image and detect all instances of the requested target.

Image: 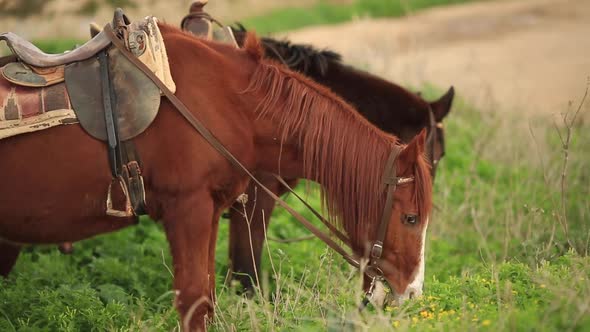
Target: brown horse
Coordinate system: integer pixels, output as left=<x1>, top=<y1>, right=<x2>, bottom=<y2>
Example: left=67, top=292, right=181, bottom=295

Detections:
left=0, top=23, right=432, bottom=330
left=225, top=27, right=453, bottom=293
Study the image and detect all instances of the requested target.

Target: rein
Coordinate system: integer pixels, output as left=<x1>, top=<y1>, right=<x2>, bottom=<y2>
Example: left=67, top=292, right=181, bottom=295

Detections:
left=102, top=24, right=413, bottom=299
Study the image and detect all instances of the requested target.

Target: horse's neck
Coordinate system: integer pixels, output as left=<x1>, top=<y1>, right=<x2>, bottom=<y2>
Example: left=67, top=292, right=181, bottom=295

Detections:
left=250, top=78, right=394, bottom=248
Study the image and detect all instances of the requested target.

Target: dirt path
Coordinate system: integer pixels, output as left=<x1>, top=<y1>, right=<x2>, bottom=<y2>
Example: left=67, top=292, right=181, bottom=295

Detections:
left=282, top=0, right=590, bottom=116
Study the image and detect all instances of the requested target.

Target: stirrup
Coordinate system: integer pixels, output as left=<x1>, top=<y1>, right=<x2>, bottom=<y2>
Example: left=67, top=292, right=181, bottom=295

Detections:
left=106, top=177, right=134, bottom=217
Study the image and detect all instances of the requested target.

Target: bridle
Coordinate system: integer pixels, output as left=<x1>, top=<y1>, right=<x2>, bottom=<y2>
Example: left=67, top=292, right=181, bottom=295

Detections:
left=102, top=24, right=416, bottom=307
left=425, top=107, right=439, bottom=170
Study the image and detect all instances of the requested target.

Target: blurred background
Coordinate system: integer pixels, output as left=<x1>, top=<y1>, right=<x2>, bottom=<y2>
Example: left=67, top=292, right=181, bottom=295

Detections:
left=2, top=0, right=588, bottom=117
left=0, top=0, right=317, bottom=38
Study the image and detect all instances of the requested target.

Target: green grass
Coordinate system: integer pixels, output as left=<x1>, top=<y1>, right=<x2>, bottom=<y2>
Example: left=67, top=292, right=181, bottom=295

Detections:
left=31, top=39, right=84, bottom=54
left=0, top=85, right=588, bottom=330
left=1, top=29, right=589, bottom=330
left=241, top=0, right=485, bottom=35
left=0, top=39, right=83, bottom=57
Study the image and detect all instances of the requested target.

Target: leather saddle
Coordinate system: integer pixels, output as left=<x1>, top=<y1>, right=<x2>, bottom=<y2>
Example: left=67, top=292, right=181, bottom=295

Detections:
left=0, top=10, right=161, bottom=142
left=0, top=9, right=162, bottom=216
left=0, top=31, right=110, bottom=68
left=181, top=0, right=238, bottom=47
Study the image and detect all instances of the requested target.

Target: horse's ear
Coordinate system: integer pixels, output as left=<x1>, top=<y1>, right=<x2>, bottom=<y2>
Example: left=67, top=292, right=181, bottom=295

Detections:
left=89, top=22, right=101, bottom=38
left=244, top=32, right=264, bottom=61
left=398, top=129, right=426, bottom=168
left=429, top=86, right=454, bottom=122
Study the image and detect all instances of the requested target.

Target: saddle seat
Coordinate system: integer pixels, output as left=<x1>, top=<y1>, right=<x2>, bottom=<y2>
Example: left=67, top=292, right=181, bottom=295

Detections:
left=181, top=0, right=238, bottom=47
left=0, top=30, right=110, bottom=68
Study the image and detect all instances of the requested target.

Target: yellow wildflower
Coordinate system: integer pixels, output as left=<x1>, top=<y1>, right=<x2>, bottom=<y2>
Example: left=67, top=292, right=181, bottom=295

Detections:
left=482, top=320, right=491, bottom=326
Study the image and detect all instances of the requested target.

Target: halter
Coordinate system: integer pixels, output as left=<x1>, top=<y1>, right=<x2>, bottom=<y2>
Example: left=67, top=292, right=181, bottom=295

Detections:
left=102, top=25, right=416, bottom=308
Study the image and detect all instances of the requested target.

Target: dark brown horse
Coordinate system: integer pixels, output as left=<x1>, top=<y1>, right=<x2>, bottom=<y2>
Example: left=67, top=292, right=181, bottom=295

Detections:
left=1, top=23, right=432, bottom=330
left=225, top=27, right=454, bottom=293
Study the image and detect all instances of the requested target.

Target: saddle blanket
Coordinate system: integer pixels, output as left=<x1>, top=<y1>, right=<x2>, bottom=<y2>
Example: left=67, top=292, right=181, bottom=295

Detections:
left=0, top=16, right=175, bottom=140
left=0, top=78, right=76, bottom=139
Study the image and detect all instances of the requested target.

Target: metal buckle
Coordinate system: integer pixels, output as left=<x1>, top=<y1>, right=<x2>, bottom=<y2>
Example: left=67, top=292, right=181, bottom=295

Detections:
left=365, top=264, right=384, bottom=279
left=396, top=176, right=414, bottom=185
left=370, top=242, right=383, bottom=259
left=366, top=276, right=377, bottom=298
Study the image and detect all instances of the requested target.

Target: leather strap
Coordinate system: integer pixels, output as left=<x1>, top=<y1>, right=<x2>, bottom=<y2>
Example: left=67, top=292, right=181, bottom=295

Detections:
left=98, top=50, right=121, bottom=176
left=120, top=141, right=147, bottom=215
left=425, top=108, right=437, bottom=167
left=273, top=175, right=351, bottom=246
left=370, top=147, right=401, bottom=267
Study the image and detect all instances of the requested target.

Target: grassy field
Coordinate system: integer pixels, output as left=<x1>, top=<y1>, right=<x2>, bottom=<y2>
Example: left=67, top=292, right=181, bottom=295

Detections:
left=7, top=0, right=486, bottom=55
left=1, top=1, right=589, bottom=330
left=0, top=84, right=588, bottom=330
left=240, top=0, right=484, bottom=35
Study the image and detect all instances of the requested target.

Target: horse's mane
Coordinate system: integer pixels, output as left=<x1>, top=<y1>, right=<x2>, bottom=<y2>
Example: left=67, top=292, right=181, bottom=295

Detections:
left=233, top=24, right=341, bottom=76
left=232, top=24, right=433, bottom=131
left=241, top=32, right=432, bottom=247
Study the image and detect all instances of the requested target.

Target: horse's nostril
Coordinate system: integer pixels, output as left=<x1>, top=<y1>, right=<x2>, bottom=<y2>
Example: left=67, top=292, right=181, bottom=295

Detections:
left=409, top=291, right=415, bottom=299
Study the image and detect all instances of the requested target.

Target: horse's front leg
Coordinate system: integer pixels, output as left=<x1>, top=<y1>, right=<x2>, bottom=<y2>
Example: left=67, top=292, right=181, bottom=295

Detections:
left=0, top=241, right=21, bottom=277
left=228, top=173, right=280, bottom=293
left=163, top=192, right=215, bottom=332
left=228, top=174, right=299, bottom=293
left=208, top=210, right=221, bottom=309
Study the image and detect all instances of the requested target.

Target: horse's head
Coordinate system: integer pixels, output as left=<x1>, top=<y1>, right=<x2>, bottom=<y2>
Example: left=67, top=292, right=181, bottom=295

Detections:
left=397, top=86, right=454, bottom=179
left=362, top=129, right=432, bottom=308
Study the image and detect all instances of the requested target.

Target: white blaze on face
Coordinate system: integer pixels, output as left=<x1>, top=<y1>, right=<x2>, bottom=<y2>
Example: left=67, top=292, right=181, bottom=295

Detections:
left=405, top=219, right=429, bottom=299
left=372, top=218, right=430, bottom=308
left=391, top=218, right=429, bottom=305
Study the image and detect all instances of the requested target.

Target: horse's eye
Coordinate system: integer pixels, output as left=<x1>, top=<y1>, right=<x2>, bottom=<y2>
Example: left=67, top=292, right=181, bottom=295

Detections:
left=402, top=214, right=418, bottom=225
